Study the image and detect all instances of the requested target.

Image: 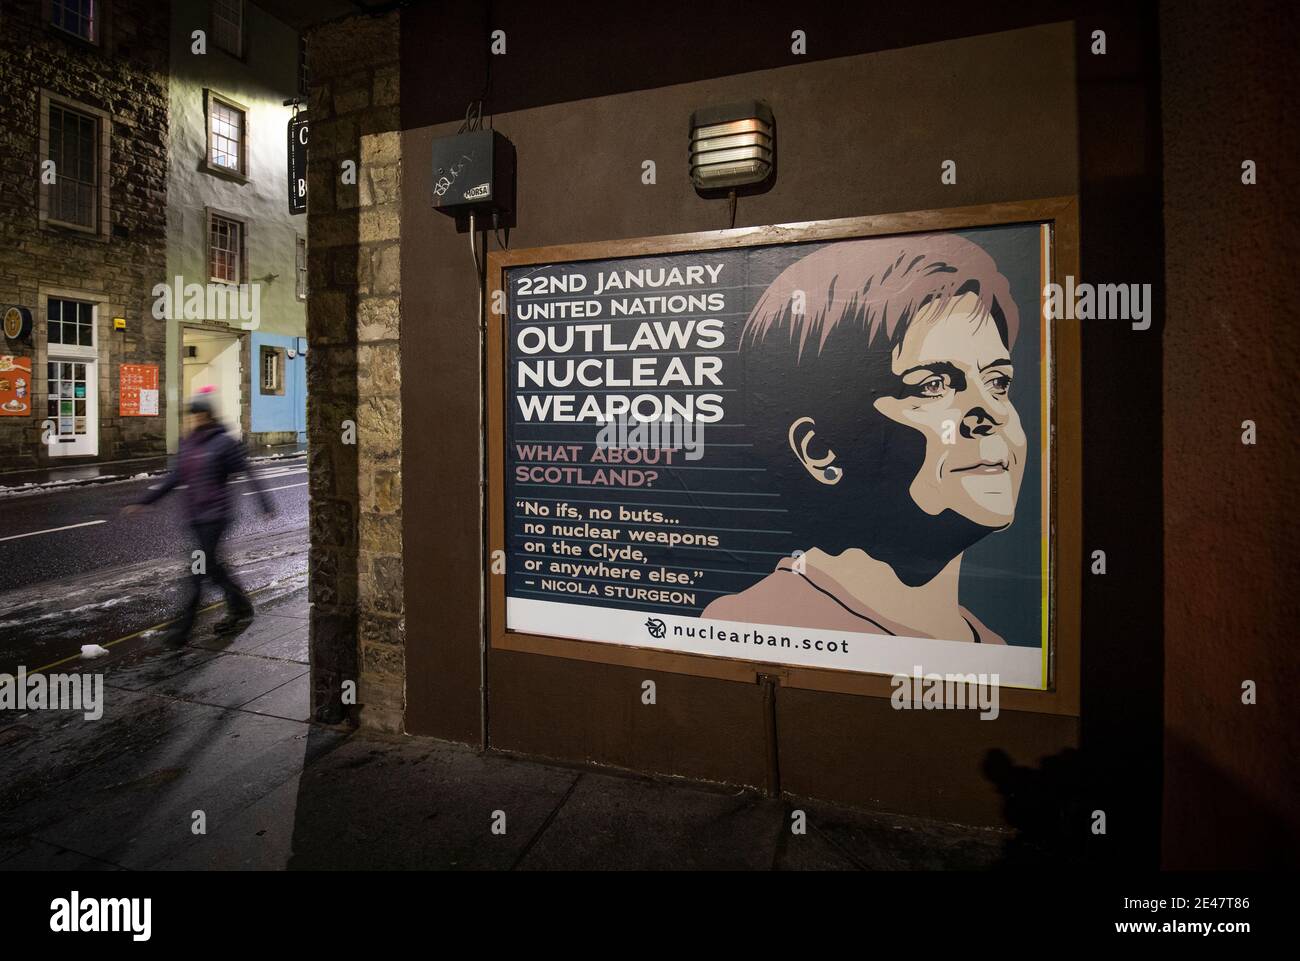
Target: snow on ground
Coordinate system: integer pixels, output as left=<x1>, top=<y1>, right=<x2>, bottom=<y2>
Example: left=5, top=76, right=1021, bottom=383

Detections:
left=0, top=453, right=304, bottom=498
left=0, top=594, right=137, bottom=630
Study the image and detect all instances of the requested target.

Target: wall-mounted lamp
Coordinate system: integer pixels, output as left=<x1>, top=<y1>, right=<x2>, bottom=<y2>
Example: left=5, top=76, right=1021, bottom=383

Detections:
left=689, top=100, right=775, bottom=191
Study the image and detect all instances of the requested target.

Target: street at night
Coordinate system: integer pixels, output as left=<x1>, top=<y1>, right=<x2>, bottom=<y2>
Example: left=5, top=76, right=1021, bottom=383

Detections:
left=0, top=457, right=307, bottom=674
left=0, top=0, right=1295, bottom=944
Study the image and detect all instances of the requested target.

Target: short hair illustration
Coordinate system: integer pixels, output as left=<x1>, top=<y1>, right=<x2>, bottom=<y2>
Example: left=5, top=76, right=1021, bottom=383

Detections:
left=742, top=233, right=1019, bottom=364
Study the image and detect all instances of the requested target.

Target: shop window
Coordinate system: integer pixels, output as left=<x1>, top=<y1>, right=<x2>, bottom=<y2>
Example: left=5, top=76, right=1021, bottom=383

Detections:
left=46, top=297, right=95, bottom=348
left=46, top=361, right=91, bottom=437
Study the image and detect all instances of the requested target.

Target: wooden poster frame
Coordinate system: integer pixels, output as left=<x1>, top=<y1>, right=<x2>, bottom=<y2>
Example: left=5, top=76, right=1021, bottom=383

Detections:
left=486, top=197, right=1081, bottom=716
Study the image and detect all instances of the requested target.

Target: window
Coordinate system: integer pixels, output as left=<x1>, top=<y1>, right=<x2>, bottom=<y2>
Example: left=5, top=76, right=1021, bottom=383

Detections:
left=260, top=346, right=284, bottom=395
left=295, top=237, right=308, bottom=301
left=47, top=298, right=94, bottom=348
left=50, top=0, right=98, bottom=43
left=206, top=93, right=246, bottom=176
left=47, top=361, right=91, bottom=437
left=39, top=91, right=109, bottom=237
left=211, top=0, right=244, bottom=57
left=208, top=213, right=245, bottom=284
left=45, top=100, right=104, bottom=231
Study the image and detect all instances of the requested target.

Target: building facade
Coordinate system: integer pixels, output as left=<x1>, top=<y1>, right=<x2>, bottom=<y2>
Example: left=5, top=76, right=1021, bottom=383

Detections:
left=273, top=0, right=1298, bottom=871
left=0, top=0, right=170, bottom=471
left=165, top=0, right=307, bottom=452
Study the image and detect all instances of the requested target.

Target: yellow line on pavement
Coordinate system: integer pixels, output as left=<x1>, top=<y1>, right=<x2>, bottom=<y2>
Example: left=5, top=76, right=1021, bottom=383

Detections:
left=27, top=584, right=281, bottom=675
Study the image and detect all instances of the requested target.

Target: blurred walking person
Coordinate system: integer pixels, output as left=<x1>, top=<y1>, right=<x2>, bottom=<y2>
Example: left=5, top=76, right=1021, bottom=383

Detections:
left=123, top=390, right=273, bottom=645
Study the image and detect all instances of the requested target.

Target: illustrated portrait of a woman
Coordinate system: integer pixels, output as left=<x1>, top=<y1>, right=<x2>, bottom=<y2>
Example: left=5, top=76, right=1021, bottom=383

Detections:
left=702, top=233, right=1032, bottom=645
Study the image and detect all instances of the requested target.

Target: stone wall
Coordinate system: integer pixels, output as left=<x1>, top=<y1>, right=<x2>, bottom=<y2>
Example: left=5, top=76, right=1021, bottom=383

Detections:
left=0, top=0, right=170, bottom=470
left=305, top=11, right=403, bottom=730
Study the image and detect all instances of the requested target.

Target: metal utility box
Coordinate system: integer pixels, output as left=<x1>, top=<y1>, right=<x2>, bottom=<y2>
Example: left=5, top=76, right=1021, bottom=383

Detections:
left=430, top=129, right=516, bottom=231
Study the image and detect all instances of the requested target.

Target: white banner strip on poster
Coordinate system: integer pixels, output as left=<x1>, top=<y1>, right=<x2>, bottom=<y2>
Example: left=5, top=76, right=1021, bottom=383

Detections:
left=507, top=597, right=1045, bottom=689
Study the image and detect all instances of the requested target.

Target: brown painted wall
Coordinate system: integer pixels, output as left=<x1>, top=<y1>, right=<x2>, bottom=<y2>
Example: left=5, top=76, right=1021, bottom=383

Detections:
left=1160, top=0, right=1300, bottom=868
left=401, top=23, right=1084, bottom=825
left=375, top=0, right=1300, bottom=866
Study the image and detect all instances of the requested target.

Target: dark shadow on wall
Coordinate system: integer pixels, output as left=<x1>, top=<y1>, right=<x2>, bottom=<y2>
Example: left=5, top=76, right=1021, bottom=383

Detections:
left=400, top=0, right=1158, bottom=130
left=303, top=160, right=361, bottom=725
left=1162, top=733, right=1299, bottom=870
left=304, top=229, right=360, bottom=724
left=1158, top=0, right=1300, bottom=871
left=983, top=748, right=1089, bottom=867
left=303, top=11, right=403, bottom=725
left=1073, top=6, right=1167, bottom=871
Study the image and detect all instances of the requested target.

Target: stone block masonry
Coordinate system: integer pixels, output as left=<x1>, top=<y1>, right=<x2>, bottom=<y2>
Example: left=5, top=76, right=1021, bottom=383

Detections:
left=0, top=0, right=170, bottom=470
left=305, top=11, right=405, bottom=731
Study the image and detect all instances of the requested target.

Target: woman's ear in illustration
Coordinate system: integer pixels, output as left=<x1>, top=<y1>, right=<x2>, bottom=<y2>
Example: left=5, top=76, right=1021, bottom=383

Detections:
left=788, top=416, right=843, bottom=486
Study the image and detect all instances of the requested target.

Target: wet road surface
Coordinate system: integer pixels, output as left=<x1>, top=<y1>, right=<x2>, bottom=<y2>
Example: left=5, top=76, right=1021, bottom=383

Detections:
left=0, top=456, right=308, bottom=674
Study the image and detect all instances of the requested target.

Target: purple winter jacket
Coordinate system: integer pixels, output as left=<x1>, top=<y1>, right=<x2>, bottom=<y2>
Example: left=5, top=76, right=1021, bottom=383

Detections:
left=140, top=421, right=271, bottom=523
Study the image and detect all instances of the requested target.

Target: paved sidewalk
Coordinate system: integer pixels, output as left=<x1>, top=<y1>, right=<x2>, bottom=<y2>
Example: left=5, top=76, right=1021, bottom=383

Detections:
left=0, top=583, right=1032, bottom=871
left=0, top=442, right=306, bottom=493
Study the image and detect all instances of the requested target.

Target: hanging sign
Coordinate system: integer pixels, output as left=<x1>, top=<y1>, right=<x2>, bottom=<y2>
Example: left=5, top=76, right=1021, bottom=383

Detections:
left=288, top=111, right=308, bottom=215
left=3, top=306, right=33, bottom=341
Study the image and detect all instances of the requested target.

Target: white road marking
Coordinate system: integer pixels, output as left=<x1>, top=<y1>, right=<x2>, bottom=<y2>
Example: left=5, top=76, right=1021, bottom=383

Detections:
left=0, top=520, right=107, bottom=542
left=231, top=469, right=306, bottom=485
left=245, top=482, right=308, bottom=495
left=147, top=469, right=306, bottom=490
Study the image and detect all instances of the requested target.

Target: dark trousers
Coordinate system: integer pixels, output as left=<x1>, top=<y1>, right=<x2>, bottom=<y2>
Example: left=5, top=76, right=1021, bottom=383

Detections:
left=174, top=520, right=251, bottom=637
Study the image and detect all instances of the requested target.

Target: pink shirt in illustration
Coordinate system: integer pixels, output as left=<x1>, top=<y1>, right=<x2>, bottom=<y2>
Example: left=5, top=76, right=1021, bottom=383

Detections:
left=701, top=554, right=1006, bottom=645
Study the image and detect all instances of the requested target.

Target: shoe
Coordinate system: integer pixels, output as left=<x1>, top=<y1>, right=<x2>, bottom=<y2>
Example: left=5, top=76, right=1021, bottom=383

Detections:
left=214, top=606, right=254, bottom=635
left=160, top=628, right=189, bottom=648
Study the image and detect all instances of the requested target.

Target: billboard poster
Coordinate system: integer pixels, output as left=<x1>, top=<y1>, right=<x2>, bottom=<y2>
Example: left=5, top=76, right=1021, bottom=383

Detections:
left=499, top=219, right=1058, bottom=690
left=0, top=354, right=32, bottom=416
